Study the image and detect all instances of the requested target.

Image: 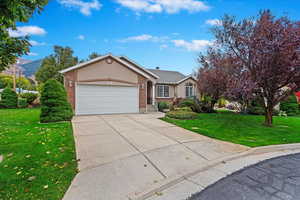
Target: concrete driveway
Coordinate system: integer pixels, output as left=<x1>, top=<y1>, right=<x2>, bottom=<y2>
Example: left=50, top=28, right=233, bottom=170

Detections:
left=63, top=113, right=248, bottom=200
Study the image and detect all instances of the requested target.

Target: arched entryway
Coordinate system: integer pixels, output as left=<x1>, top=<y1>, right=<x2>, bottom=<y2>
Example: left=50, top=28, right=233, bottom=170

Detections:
left=147, top=81, right=153, bottom=105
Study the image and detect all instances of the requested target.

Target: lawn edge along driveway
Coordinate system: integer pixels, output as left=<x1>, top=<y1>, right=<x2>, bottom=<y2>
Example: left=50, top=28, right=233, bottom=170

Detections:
left=0, top=108, right=77, bottom=200
left=162, top=112, right=300, bottom=147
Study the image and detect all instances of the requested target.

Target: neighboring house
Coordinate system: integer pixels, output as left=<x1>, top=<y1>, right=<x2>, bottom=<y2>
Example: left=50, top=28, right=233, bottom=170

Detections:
left=60, top=54, right=198, bottom=115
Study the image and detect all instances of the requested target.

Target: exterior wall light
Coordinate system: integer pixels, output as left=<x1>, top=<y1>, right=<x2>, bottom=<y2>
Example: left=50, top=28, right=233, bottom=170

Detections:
left=69, top=80, right=73, bottom=87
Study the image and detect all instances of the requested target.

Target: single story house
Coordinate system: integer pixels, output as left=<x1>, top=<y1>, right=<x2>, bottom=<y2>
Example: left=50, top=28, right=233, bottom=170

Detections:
left=60, top=54, right=198, bottom=115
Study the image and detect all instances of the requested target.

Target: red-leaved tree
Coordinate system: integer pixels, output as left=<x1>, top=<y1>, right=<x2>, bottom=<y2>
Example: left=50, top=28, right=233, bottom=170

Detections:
left=197, top=48, right=234, bottom=110
left=225, top=71, right=257, bottom=113
left=213, top=10, right=300, bottom=126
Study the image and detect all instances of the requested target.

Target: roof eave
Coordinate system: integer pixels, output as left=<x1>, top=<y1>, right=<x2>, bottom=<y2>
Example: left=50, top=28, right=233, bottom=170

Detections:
left=156, top=82, right=178, bottom=85
left=59, top=54, right=159, bottom=81
left=176, top=76, right=197, bottom=84
left=119, top=56, right=159, bottom=79
left=59, top=54, right=112, bottom=74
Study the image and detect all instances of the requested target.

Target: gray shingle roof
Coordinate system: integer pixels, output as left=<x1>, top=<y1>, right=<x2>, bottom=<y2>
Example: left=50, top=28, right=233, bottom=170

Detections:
left=147, top=69, right=187, bottom=84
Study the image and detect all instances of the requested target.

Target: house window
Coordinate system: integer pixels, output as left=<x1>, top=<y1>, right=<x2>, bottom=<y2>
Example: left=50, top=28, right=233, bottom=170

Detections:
left=157, top=85, right=170, bottom=97
left=185, top=83, right=194, bottom=97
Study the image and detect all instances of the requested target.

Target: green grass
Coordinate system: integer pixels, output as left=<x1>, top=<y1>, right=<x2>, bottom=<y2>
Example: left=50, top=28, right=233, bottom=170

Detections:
left=0, top=108, right=77, bottom=200
left=163, top=111, right=300, bottom=147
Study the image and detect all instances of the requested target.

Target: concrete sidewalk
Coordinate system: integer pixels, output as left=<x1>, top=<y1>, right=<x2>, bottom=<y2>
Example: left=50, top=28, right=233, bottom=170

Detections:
left=63, top=113, right=248, bottom=200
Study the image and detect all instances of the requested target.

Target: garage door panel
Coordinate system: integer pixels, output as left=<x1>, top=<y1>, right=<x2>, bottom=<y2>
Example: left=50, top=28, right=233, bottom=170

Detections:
left=76, top=85, right=139, bottom=115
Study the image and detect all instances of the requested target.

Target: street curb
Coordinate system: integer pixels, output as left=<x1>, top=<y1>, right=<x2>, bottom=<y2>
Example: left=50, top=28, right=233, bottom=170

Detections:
left=128, top=143, right=300, bottom=200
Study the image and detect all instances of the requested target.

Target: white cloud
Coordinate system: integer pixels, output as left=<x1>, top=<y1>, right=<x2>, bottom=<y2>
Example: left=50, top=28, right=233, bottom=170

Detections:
left=205, top=19, right=222, bottom=26
left=160, top=44, right=168, bottom=49
left=115, top=0, right=210, bottom=14
left=77, top=35, right=85, bottom=40
left=119, top=34, right=168, bottom=43
left=58, top=0, right=101, bottom=16
left=9, top=26, right=46, bottom=37
left=29, top=40, right=46, bottom=46
left=172, top=39, right=213, bottom=51
left=28, top=52, right=38, bottom=56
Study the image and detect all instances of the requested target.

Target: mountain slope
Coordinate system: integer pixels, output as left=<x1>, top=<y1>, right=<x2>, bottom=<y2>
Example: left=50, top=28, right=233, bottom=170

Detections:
left=21, top=59, right=43, bottom=77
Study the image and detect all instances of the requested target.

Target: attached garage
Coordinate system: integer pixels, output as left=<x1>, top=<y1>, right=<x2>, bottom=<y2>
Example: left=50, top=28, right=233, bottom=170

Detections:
left=60, top=54, right=158, bottom=115
left=75, top=84, right=139, bottom=115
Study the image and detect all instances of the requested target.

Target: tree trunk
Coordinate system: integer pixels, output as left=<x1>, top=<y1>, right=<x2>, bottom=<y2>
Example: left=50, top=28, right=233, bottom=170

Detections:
left=264, top=107, right=273, bottom=126
left=240, top=102, right=248, bottom=114
left=211, top=100, right=217, bottom=112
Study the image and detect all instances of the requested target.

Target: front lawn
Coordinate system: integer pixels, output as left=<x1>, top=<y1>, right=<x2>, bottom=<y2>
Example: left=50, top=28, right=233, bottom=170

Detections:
left=0, top=108, right=77, bottom=200
left=163, top=111, right=300, bottom=147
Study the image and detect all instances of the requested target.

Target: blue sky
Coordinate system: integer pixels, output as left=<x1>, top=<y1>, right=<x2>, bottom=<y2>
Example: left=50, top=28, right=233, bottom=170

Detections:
left=13, top=0, right=300, bottom=74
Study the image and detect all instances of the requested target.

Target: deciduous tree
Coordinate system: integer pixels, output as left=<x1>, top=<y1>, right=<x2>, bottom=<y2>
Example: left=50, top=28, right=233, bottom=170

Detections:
left=197, top=48, right=233, bottom=110
left=0, top=0, right=48, bottom=71
left=88, top=52, right=101, bottom=60
left=35, top=46, right=78, bottom=83
left=213, top=10, right=300, bottom=126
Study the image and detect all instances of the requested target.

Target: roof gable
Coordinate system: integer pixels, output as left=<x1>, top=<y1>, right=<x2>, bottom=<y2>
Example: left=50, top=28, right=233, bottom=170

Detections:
left=119, top=56, right=159, bottom=79
left=177, top=76, right=197, bottom=84
left=60, top=54, right=158, bottom=80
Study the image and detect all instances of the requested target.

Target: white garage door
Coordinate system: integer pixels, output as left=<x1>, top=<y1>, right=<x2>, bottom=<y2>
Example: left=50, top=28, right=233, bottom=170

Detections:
left=76, top=84, right=139, bottom=115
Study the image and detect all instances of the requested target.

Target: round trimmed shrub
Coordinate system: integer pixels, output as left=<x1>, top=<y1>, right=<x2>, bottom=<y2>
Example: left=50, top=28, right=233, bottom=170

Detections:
left=166, top=110, right=198, bottom=120
left=40, top=79, right=73, bottom=123
left=1, top=87, right=18, bottom=108
left=18, top=98, right=28, bottom=108
left=178, top=98, right=195, bottom=108
left=158, top=101, right=170, bottom=112
left=280, top=95, right=299, bottom=116
left=20, top=93, right=38, bottom=104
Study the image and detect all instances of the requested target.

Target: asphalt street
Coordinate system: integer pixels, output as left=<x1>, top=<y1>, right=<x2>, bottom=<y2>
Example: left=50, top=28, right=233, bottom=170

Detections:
left=189, top=153, right=300, bottom=200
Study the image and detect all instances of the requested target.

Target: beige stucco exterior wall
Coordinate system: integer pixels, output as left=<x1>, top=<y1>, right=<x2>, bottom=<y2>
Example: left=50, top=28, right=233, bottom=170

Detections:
left=77, top=59, right=138, bottom=83
left=176, top=78, right=199, bottom=98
